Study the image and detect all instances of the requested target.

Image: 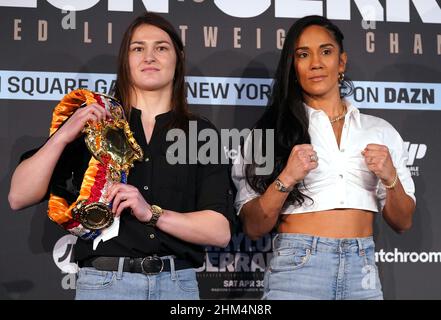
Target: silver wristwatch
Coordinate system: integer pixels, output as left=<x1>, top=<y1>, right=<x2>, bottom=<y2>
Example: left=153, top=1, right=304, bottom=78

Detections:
left=275, top=178, right=294, bottom=193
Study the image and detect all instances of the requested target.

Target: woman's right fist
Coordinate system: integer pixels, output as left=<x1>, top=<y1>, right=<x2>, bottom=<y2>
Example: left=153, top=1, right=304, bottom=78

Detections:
left=278, top=144, right=318, bottom=188
left=53, top=103, right=111, bottom=145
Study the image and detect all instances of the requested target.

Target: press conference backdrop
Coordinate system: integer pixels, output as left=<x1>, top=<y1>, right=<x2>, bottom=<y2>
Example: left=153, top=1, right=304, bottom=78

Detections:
left=1, top=0, right=440, bottom=300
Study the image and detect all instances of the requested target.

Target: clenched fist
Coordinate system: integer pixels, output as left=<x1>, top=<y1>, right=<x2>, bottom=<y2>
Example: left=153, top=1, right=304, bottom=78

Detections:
left=362, top=144, right=397, bottom=185
left=278, top=144, right=318, bottom=188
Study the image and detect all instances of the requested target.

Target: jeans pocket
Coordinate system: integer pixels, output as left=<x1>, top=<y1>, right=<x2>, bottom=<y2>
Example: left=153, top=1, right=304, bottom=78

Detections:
left=274, top=246, right=296, bottom=256
left=76, top=267, right=115, bottom=290
left=270, top=247, right=311, bottom=272
left=175, top=269, right=199, bottom=292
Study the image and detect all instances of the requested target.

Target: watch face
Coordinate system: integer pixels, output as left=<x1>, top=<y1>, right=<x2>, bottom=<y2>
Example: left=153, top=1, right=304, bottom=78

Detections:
left=147, top=205, right=162, bottom=226
left=151, top=205, right=162, bottom=215
left=275, top=181, right=282, bottom=190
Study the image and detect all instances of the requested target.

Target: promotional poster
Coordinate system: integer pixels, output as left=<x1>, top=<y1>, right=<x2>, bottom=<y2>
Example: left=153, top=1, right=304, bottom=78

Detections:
left=1, top=0, right=440, bottom=300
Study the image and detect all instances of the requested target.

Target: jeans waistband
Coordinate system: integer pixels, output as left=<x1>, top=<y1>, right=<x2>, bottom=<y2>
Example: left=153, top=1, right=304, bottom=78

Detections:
left=273, top=233, right=375, bottom=256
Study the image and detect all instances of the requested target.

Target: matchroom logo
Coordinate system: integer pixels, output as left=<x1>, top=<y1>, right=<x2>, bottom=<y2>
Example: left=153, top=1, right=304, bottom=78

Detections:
left=404, top=142, right=427, bottom=177
left=376, top=249, right=441, bottom=263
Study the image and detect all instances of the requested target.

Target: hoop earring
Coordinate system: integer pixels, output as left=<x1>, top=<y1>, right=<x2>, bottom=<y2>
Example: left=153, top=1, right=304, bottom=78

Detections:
left=338, top=72, right=345, bottom=83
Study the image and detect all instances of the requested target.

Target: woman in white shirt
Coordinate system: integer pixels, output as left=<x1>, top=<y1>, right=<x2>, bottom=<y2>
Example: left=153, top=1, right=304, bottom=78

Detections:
left=232, top=15, right=415, bottom=300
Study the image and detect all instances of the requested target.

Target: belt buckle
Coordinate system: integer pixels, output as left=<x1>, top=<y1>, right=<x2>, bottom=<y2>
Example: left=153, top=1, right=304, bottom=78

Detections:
left=141, top=256, right=164, bottom=275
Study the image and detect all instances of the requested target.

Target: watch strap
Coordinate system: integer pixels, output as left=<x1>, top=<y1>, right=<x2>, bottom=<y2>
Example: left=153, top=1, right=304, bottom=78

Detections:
left=275, top=178, right=293, bottom=193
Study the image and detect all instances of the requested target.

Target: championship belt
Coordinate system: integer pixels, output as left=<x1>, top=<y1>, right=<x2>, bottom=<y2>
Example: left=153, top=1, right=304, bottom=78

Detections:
left=48, top=89, right=143, bottom=240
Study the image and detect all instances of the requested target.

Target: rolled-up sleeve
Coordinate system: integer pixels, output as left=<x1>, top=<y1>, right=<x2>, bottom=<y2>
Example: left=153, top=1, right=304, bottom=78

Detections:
left=196, top=161, right=232, bottom=217
left=231, top=161, right=260, bottom=215
left=195, top=121, right=235, bottom=226
left=376, top=126, right=416, bottom=211
left=231, top=134, right=261, bottom=215
left=18, top=137, right=88, bottom=204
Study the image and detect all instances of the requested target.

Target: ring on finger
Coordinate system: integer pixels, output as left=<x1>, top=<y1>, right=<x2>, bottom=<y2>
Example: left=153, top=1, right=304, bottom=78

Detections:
left=310, top=154, right=318, bottom=162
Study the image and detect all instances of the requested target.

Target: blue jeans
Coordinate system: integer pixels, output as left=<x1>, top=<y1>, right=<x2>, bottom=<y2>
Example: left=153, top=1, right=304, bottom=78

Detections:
left=263, top=233, right=383, bottom=300
left=75, top=256, right=200, bottom=300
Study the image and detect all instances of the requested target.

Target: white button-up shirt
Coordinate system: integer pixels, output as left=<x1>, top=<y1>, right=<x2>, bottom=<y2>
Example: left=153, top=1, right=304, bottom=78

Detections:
left=232, top=102, right=416, bottom=215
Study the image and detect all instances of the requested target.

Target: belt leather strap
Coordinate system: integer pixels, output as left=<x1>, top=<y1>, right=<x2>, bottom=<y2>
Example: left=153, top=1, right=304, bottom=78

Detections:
left=80, top=256, right=193, bottom=275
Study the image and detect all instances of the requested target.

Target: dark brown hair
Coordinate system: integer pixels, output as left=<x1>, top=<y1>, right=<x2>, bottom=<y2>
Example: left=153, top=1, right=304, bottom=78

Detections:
left=113, top=12, right=192, bottom=129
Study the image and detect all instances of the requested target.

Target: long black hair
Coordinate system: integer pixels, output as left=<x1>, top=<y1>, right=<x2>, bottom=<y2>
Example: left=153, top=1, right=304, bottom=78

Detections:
left=244, top=15, right=353, bottom=207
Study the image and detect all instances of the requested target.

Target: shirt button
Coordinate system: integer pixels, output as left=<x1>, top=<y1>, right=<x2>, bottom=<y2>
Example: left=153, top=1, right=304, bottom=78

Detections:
left=143, top=186, right=149, bottom=191
left=149, top=234, right=155, bottom=239
left=340, top=201, right=345, bottom=205
left=340, top=148, right=345, bottom=152
left=145, top=157, right=150, bottom=162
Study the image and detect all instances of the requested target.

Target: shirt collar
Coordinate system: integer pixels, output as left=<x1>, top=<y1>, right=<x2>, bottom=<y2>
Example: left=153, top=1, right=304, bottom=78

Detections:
left=303, top=99, right=362, bottom=128
left=130, top=107, right=172, bottom=123
left=345, top=101, right=362, bottom=128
